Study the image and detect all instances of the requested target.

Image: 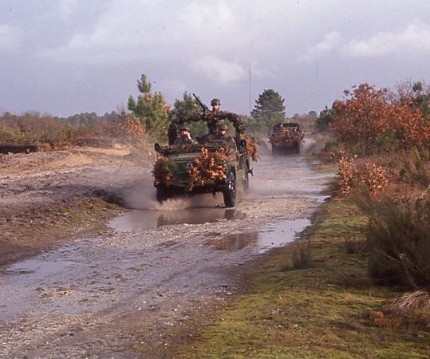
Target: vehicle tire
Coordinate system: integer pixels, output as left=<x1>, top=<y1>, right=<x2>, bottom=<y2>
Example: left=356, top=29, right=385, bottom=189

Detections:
left=242, top=163, right=250, bottom=191
left=223, top=171, right=236, bottom=208
left=156, top=187, right=169, bottom=203
left=295, top=142, right=301, bottom=154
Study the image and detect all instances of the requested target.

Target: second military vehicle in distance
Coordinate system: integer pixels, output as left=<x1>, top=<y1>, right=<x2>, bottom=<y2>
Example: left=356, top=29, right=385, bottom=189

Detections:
left=269, top=122, right=304, bottom=155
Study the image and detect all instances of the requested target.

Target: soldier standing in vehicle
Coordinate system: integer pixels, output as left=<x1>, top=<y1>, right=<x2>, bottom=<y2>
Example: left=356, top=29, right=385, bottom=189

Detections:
left=206, top=98, right=222, bottom=134
left=210, top=98, right=221, bottom=113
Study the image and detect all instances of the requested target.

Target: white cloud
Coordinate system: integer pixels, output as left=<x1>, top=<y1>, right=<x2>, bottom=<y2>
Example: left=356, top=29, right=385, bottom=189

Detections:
left=58, top=0, right=79, bottom=19
left=193, top=56, right=246, bottom=85
left=343, top=22, right=430, bottom=57
left=301, top=21, right=430, bottom=61
left=0, top=24, right=18, bottom=51
left=181, top=2, right=235, bottom=32
left=299, top=31, right=343, bottom=61
left=38, top=0, right=318, bottom=65
left=40, top=0, right=294, bottom=67
left=40, top=0, right=192, bottom=64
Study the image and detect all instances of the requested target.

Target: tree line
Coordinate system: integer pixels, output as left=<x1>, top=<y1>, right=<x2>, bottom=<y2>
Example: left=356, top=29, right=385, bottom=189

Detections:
left=0, top=72, right=315, bottom=146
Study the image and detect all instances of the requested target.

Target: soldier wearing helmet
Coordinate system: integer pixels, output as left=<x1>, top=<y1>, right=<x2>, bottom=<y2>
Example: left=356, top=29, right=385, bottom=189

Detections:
left=210, top=98, right=221, bottom=112
left=217, top=122, right=228, bottom=132
left=205, top=98, right=222, bottom=136
left=206, top=121, right=236, bottom=147
left=174, top=125, right=197, bottom=145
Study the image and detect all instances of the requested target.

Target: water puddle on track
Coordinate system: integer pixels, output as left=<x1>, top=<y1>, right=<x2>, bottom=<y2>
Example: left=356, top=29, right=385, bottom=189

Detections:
left=205, top=218, right=311, bottom=254
left=108, top=207, right=246, bottom=231
left=109, top=208, right=311, bottom=255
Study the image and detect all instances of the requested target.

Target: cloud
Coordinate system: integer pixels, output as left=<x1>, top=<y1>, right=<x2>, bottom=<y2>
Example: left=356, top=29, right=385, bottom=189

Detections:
left=192, top=56, right=246, bottom=85
left=343, top=22, right=430, bottom=57
left=39, top=0, right=178, bottom=64
left=58, top=0, right=79, bottom=19
left=0, top=24, right=19, bottom=51
left=37, top=0, right=305, bottom=65
left=299, top=31, right=343, bottom=61
left=180, top=2, right=235, bottom=33
left=300, top=21, right=430, bottom=61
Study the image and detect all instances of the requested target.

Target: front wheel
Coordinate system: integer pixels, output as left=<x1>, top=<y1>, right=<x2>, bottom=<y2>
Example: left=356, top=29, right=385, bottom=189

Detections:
left=156, top=187, right=169, bottom=203
left=242, top=163, right=250, bottom=191
left=223, top=171, right=236, bottom=208
left=294, top=142, right=301, bottom=154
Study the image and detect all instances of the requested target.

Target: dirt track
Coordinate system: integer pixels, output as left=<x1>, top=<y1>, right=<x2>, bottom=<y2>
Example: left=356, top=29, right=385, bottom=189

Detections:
left=0, top=137, right=334, bottom=358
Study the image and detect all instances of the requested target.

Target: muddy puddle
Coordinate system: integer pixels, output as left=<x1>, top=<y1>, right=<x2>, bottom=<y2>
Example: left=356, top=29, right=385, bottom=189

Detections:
left=205, top=218, right=310, bottom=254
left=108, top=207, right=246, bottom=231
left=109, top=208, right=310, bottom=255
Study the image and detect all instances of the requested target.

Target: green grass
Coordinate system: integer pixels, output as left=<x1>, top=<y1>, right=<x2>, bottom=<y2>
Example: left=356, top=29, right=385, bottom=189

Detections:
left=172, top=198, right=430, bottom=359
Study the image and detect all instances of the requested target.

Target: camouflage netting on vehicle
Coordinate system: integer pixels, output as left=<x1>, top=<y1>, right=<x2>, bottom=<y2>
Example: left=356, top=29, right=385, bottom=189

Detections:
left=244, top=134, right=258, bottom=162
left=155, top=143, right=232, bottom=156
left=269, top=131, right=301, bottom=146
left=269, top=122, right=304, bottom=148
left=153, top=144, right=232, bottom=191
left=186, top=147, right=229, bottom=190
left=153, top=157, right=175, bottom=186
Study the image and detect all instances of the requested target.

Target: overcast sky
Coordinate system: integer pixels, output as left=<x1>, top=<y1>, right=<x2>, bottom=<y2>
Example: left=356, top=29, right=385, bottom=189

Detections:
left=1, top=0, right=430, bottom=117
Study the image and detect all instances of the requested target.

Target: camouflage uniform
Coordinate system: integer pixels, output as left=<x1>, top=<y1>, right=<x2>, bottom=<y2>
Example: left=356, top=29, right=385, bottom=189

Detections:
left=173, top=126, right=198, bottom=145
left=174, top=136, right=197, bottom=145
left=206, top=122, right=236, bottom=147
left=169, top=97, right=245, bottom=145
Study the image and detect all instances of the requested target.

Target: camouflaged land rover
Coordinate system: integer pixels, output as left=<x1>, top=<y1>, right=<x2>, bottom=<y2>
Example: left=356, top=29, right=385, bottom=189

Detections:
left=152, top=104, right=256, bottom=208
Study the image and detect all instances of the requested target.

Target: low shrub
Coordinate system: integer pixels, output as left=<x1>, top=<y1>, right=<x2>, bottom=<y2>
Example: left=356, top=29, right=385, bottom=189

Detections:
left=398, top=147, right=430, bottom=187
left=360, top=194, right=430, bottom=289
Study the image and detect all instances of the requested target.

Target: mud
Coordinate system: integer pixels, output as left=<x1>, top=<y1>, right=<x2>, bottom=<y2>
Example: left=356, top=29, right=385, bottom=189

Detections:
left=0, top=136, right=334, bottom=358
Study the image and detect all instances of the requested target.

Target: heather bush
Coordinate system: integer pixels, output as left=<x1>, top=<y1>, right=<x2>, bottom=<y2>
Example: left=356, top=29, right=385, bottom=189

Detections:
left=0, top=112, right=142, bottom=148
left=398, top=147, right=430, bottom=187
left=358, top=194, right=430, bottom=289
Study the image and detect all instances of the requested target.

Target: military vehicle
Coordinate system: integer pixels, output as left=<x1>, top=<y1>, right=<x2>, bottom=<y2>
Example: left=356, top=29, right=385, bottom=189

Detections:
left=152, top=98, right=255, bottom=208
left=269, top=122, right=304, bottom=155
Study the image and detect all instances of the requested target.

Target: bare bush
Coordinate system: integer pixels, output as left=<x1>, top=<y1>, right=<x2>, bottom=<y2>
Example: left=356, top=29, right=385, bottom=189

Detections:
left=362, top=194, right=430, bottom=289
left=387, top=290, right=430, bottom=326
left=0, top=112, right=147, bottom=150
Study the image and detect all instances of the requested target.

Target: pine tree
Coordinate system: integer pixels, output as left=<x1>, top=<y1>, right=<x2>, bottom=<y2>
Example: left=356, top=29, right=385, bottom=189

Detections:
left=171, top=92, right=207, bottom=136
left=251, top=89, right=285, bottom=132
left=127, top=74, right=170, bottom=141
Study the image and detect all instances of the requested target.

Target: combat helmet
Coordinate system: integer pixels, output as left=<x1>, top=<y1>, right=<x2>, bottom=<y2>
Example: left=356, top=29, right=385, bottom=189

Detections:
left=211, top=98, right=221, bottom=106
left=217, top=121, right=228, bottom=131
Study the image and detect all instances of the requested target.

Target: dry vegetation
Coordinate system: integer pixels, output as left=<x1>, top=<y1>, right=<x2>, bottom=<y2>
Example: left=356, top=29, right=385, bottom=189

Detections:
left=171, top=81, right=430, bottom=358
left=0, top=111, right=147, bottom=150
left=327, top=82, right=430, bottom=327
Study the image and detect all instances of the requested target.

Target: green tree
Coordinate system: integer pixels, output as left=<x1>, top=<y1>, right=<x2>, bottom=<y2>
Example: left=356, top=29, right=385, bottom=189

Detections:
left=137, top=74, right=152, bottom=94
left=127, top=74, right=170, bottom=141
left=171, top=92, right=207, bottom=136
left=172, top=92, right=200, bottom=119
left=396, top=80, right=430, bottom=116
left=316, top=106, right=335, bottom=132
left=411, top=81, right=430, bottom=116
left=251, top=89, right=285, bottom=132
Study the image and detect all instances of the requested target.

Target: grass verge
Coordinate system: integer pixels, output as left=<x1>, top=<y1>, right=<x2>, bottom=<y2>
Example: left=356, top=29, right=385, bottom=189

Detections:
left=172, top=197, right=430, bottom=359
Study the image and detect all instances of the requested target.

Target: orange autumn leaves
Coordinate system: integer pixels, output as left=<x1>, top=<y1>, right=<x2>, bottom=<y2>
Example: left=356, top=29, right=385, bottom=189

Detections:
left=331, top=83, right=430, bottom=196
left=331, top=83, right=430, bottom=154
